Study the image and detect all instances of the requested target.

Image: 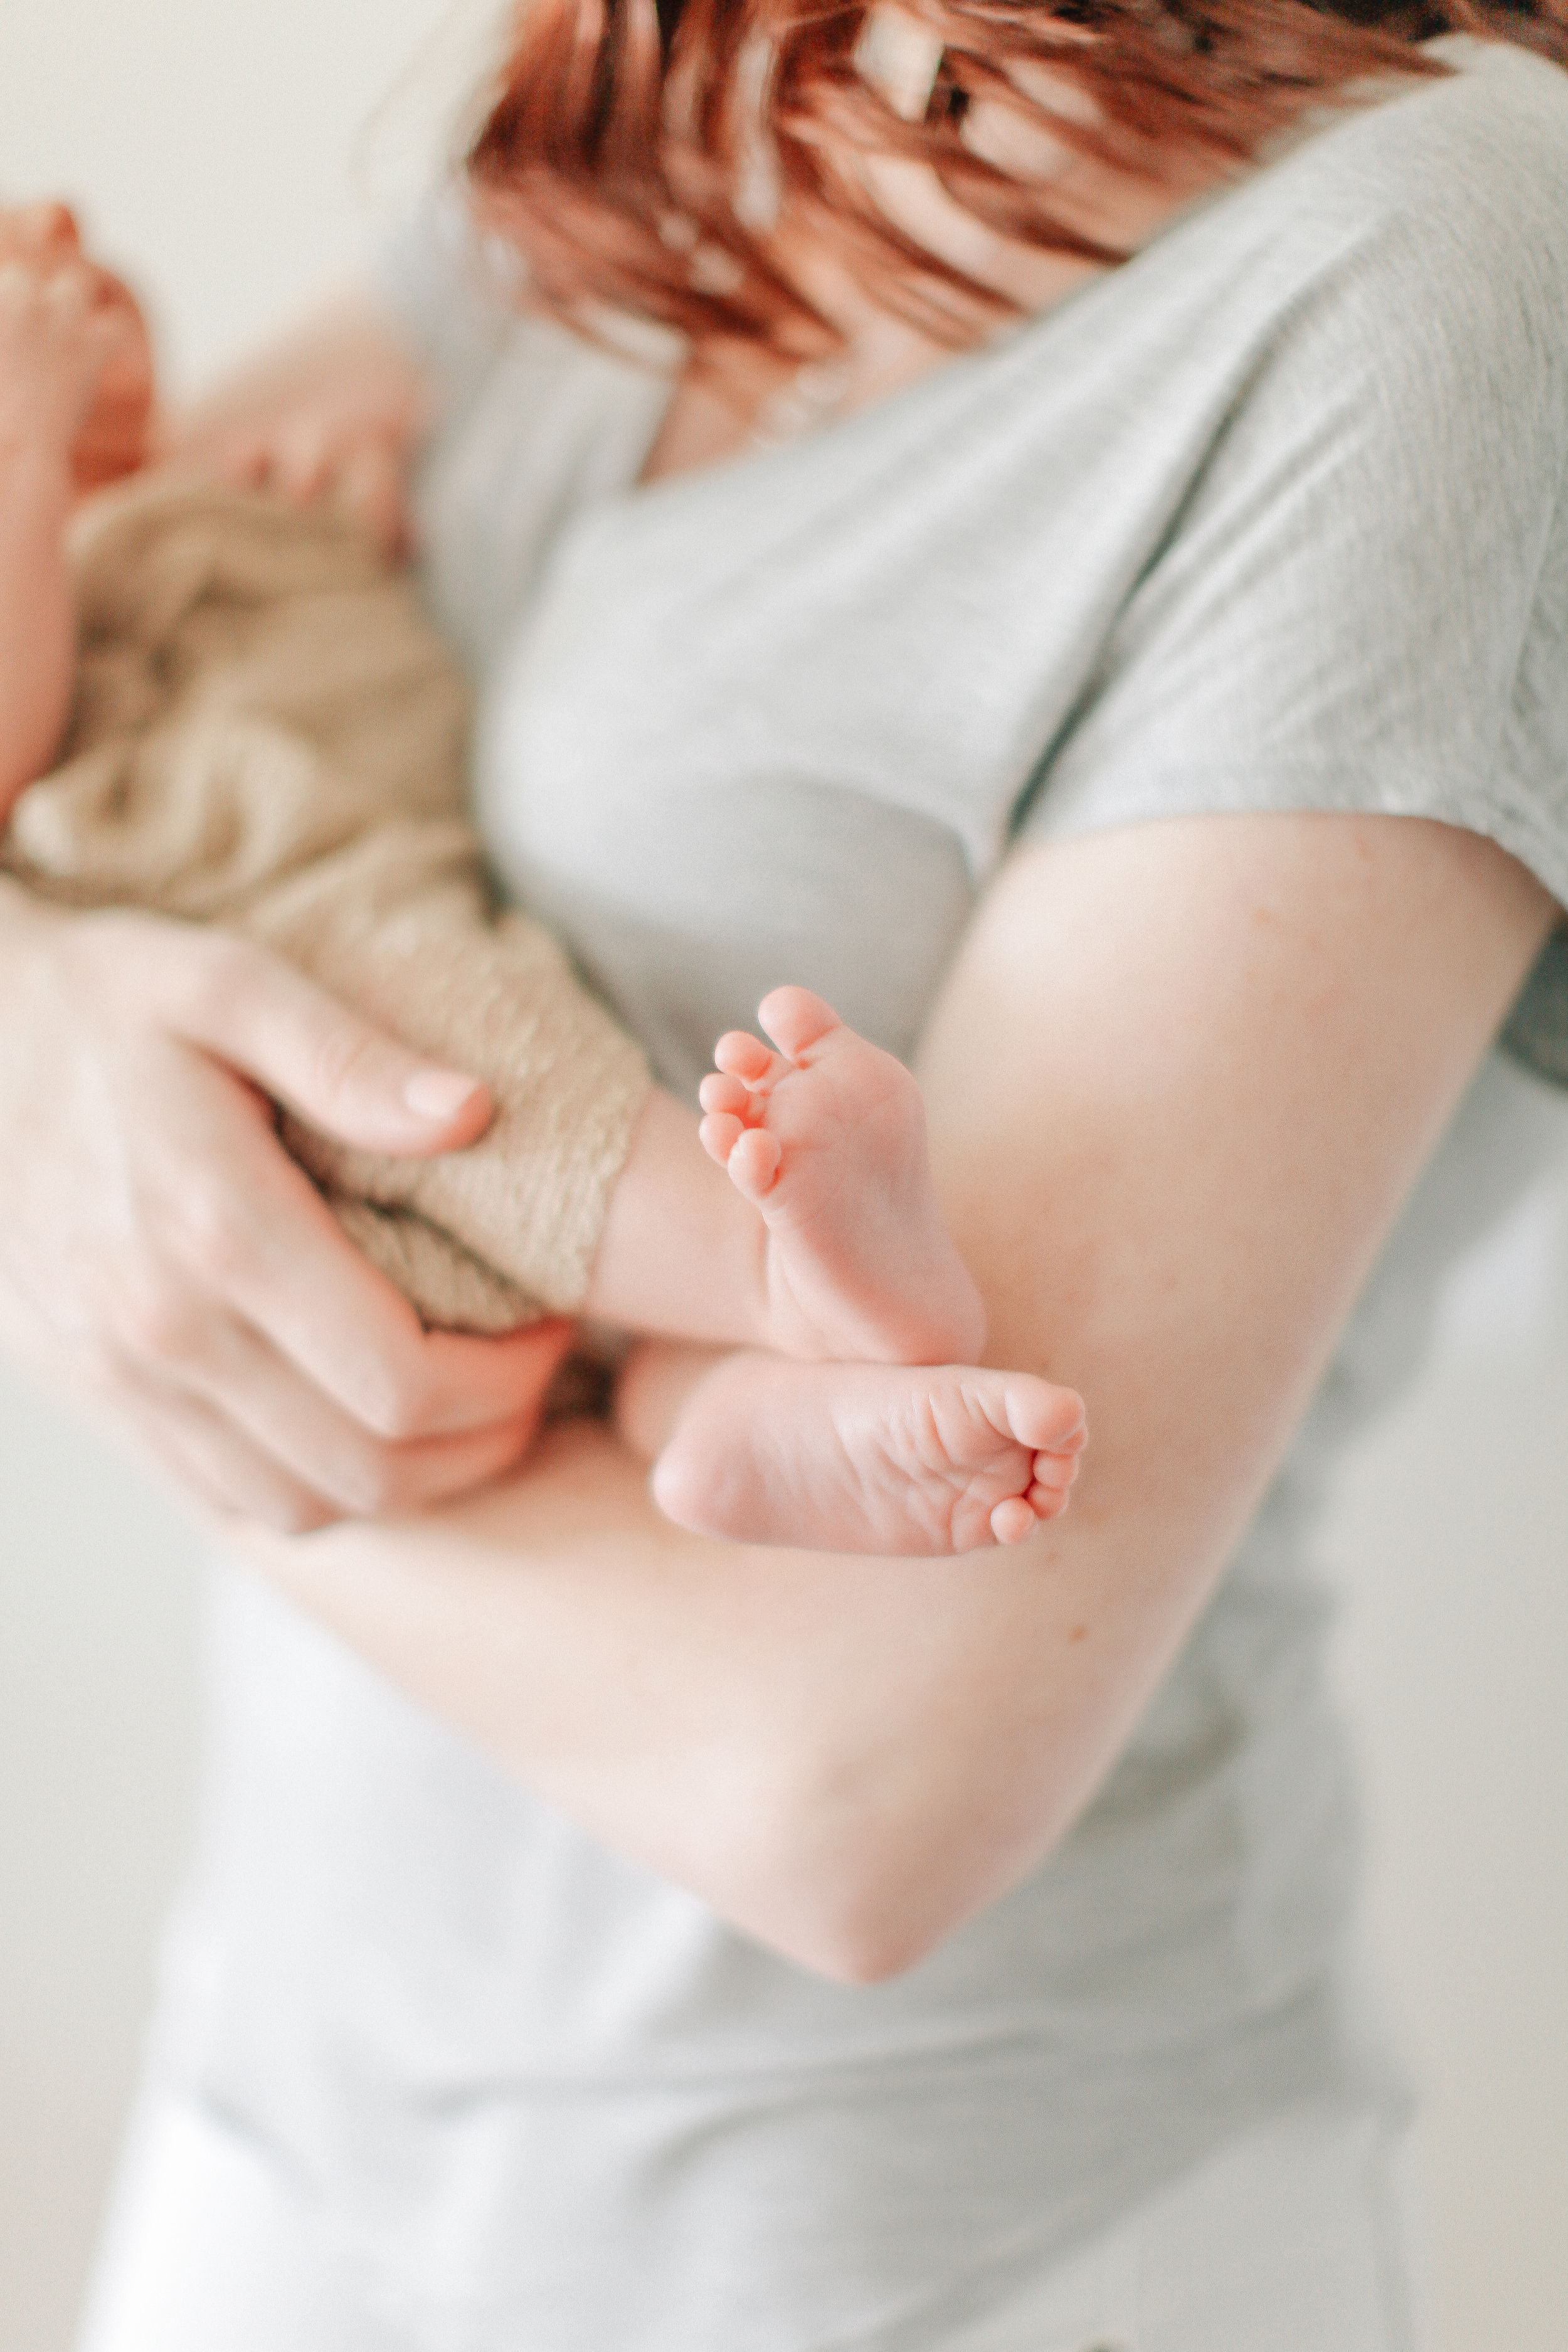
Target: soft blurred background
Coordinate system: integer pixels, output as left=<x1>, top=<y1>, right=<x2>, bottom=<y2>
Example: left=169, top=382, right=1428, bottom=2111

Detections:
left=1, top=5, right=1565, bottom=2346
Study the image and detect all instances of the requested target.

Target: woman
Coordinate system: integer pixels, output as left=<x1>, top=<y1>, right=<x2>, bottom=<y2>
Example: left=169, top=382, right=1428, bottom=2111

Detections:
left=4, top=2, right=1565, bottom=2345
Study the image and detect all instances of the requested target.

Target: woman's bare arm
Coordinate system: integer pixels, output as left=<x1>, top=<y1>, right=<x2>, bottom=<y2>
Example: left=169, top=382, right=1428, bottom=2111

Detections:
left=238, top=811, right=1554, bottom=1981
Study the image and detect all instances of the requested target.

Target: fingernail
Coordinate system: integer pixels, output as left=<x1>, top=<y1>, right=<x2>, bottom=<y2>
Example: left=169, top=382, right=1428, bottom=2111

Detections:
left=404, top=1069, right=482, bottom=1120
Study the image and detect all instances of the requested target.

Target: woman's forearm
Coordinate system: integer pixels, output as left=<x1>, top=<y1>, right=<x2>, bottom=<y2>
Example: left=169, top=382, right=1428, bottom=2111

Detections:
left=242, top=1412, right=1153, bottom=1983
left=242, top=812, right=1556, bottom=1980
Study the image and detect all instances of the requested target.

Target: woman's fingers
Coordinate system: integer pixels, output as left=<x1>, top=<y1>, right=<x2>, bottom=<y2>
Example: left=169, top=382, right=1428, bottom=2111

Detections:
left=115, top=1315, right=566, bottom=1531
left=263, top=410, right=336, bottom=504
left=95, top=1224, right=570, bottom=1527
left=117, top=1382, right=344, bottom=1536
left=162, top=330, right=420, bottom=564
left=331, top=434, right=413, bottom=559
left=119, top=919, right=495, bottom=1157
left=402, top=1321, right=580, bottom=1441
left=160, top=1151, right=574, bottom=1456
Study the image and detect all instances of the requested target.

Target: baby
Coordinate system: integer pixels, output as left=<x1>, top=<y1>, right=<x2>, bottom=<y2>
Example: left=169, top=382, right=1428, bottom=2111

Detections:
left=0, top=201, right=1086, bottom=1554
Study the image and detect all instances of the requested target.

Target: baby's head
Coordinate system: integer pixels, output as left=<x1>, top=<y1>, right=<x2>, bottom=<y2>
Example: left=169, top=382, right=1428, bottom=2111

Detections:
left=0, top=199, right=155, bottom=492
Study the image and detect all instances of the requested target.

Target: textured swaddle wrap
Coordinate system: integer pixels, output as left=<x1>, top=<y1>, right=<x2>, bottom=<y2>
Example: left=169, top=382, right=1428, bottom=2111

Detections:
left=0, top=474, right=650, bottom=1332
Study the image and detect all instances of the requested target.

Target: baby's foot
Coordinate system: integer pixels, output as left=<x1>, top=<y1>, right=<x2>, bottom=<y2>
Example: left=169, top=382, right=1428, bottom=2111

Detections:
left=698, top=987, right=985, bottom=1366
left=651, top=1352, right=1088, bottom=1555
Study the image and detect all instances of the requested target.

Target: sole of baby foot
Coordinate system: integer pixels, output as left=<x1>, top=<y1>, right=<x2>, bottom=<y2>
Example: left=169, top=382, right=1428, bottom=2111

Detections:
left=650, top=1353, right=1086, bottom=1557
left=697, top=985, right=985, bottom=1367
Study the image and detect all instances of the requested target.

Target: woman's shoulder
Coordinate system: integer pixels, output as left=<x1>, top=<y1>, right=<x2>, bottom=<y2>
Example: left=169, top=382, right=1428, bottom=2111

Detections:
left=1351, top=32, right=1568, bottom=165
left=1027, top=41, right=1568, bottom=910
left=1166, top=35, right=1568, bottom=504
left=1091, top=34, right=1568, bottom=497
left=1262, top=36, right=1568, bottom=307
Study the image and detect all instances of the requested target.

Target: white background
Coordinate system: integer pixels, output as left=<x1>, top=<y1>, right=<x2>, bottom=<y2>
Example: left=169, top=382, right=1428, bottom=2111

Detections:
left=2, top=6, right=1567, bottom=2346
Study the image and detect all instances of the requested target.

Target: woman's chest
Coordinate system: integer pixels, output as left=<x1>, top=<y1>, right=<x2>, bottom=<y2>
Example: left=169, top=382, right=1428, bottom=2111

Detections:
left=430, top=258, right=1266, bottom=1089
left=466, top=391, right=1207, bottom=1090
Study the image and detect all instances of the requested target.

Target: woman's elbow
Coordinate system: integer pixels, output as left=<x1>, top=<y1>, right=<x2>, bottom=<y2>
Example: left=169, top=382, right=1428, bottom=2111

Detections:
left=738, top=1865, right=955, bottom=1987
left=719, top=1765, right=1035, bottom=1986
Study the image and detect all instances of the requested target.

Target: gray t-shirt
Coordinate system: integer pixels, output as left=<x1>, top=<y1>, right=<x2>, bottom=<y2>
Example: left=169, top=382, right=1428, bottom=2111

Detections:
left=159, top=40, right=1568, bottom=2352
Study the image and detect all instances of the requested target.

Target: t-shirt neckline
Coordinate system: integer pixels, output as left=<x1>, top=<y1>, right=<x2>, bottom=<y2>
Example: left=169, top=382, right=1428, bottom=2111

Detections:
left=588, top=34, right=1490, bottom=527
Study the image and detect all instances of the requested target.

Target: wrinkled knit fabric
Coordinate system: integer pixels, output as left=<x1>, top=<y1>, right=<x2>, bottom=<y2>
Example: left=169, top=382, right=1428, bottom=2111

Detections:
left=1, top=474, right=651, bottom=1332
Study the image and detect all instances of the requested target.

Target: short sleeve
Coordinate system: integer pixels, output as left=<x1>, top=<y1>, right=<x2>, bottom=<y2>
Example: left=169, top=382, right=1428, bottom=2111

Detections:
left=1019, top=45, right=1568, bottom=1007
left=1498, top=459, right=1568, bottom=1085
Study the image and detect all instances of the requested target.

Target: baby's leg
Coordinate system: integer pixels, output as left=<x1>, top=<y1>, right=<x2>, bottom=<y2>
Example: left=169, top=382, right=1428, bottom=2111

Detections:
left=582, top=1093, right=776, bottom=1350
left=614, top=1336, right=733, bottom=1460
left=617, top=1340, right=1086, bottom=1555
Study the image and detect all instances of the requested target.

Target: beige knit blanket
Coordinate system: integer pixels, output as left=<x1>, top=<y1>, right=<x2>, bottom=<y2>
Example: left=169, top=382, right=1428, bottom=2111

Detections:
left=1, top=475, right=651, bottom=1333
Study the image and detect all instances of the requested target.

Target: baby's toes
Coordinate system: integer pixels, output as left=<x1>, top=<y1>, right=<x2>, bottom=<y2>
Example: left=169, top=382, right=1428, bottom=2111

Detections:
left=713, top=1029, right=779, bottom=1085
left=756, top=985, right=842, bottom=1063
left=1032, top=1443, right=1080, bottom=1490
left=990, top=1496, right=1039, bottom=1545
left=1007, top=1380, right=1086, bottom=1456
left=699, top=1071, right=753, bottom=1121
left=1029, top=1483, right=1070, bottom=1522
left=728, top=1126, right=783, bottom=1200
left=698, top=1110, right=745, bottom=1167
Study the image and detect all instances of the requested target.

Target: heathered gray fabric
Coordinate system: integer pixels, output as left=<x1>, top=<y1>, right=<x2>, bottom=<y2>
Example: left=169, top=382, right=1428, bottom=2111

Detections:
left=158, top=41, right=1568, bottom=2351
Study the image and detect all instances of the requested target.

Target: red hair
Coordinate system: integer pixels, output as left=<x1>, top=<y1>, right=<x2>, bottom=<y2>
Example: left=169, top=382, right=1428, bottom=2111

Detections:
left=466, top=1, right=1568, bottom=365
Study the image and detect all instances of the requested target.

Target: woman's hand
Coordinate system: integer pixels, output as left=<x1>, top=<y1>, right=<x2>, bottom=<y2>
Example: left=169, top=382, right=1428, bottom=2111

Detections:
left=0, top=887, right=571, bottom=1532
left=161, top=291, right=430, bottom=560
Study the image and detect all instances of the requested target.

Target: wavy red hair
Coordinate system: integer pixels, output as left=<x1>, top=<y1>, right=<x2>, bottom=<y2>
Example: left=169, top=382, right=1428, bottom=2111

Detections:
left=466, top=0, right=1568, bottom=363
